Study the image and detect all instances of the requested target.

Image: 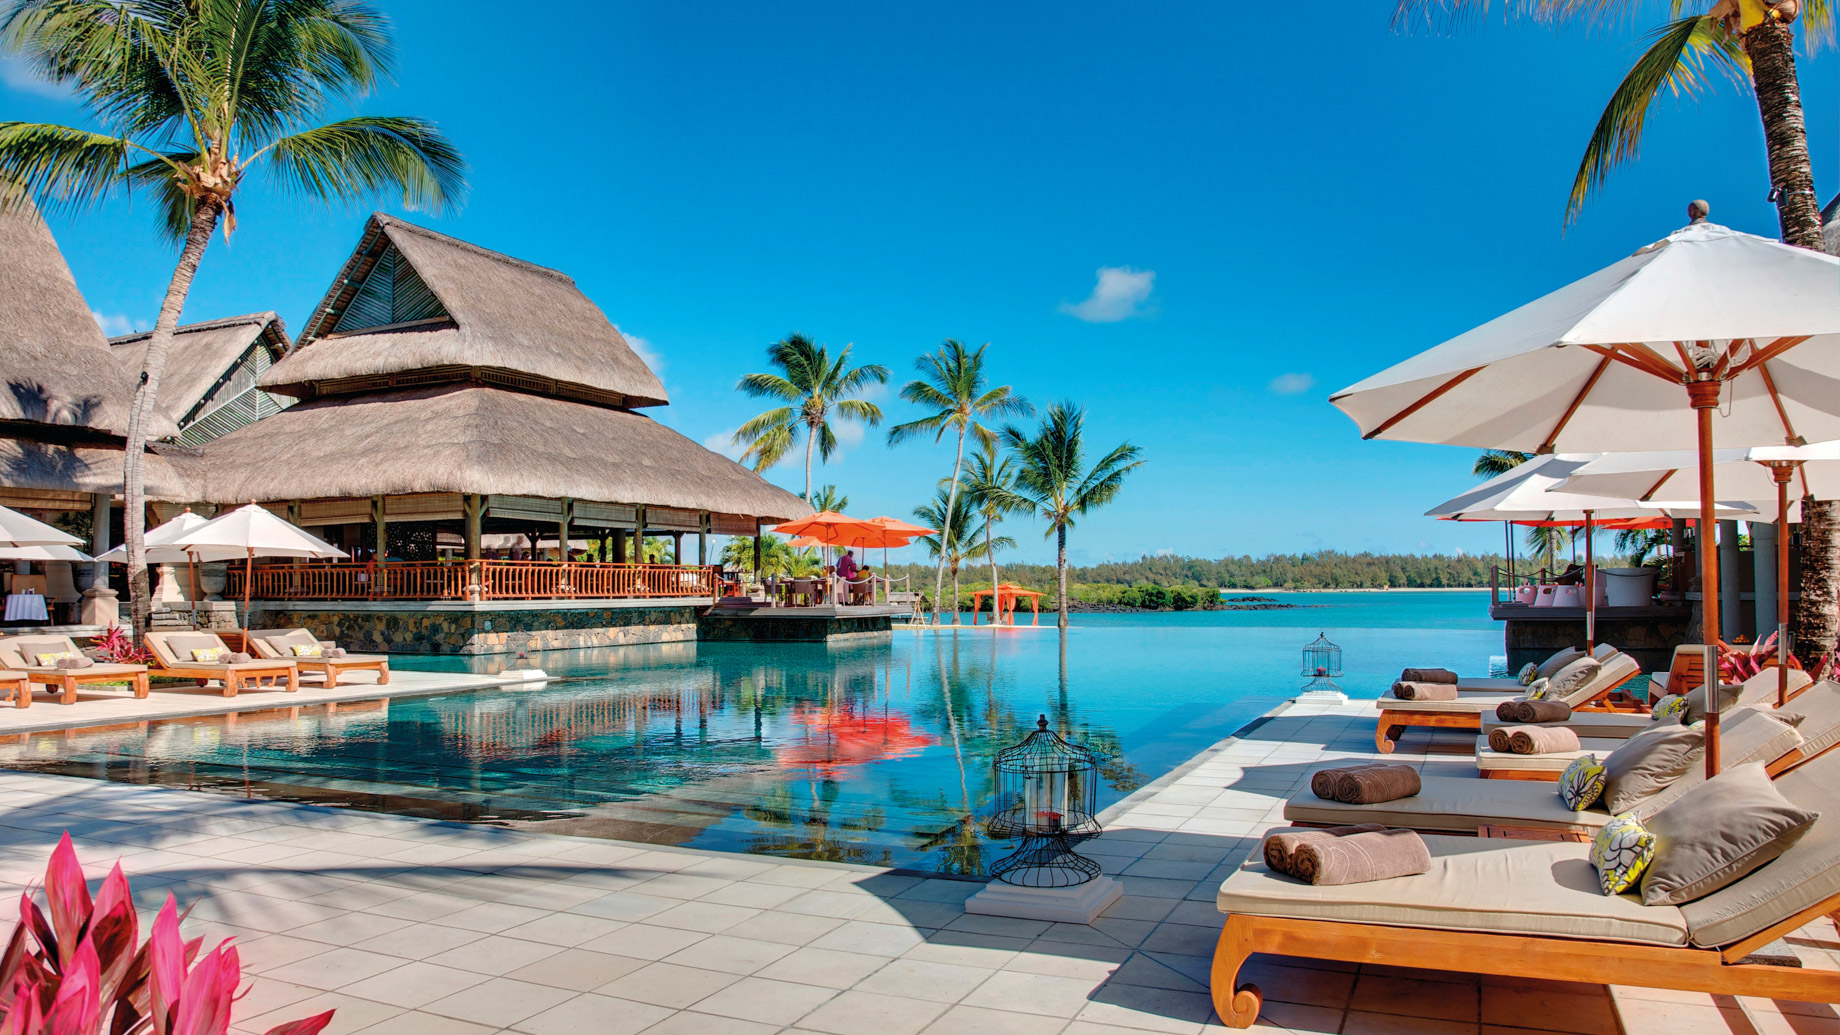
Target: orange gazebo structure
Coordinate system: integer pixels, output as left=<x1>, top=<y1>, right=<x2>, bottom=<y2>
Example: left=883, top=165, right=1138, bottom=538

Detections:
left=971, top=583, right=1042, bottom=626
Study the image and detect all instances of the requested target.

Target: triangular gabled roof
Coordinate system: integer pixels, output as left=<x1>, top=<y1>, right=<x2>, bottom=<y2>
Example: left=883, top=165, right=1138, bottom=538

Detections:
left=0, top=198, right=172, bottom=435
left=110, top=312, right=291, bottom=442
left=261, top=214, right=669, bottom=408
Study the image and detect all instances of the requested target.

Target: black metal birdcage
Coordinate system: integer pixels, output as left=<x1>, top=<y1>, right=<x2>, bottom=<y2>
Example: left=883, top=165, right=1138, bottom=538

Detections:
left=1301, top=632, right=1343, bottom=693
left=985, top=715, right=1105, bottom=887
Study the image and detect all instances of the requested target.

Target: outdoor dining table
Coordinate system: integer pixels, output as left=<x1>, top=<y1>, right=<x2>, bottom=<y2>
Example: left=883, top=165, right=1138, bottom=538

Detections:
left=3, top=592, right=49, bottom=623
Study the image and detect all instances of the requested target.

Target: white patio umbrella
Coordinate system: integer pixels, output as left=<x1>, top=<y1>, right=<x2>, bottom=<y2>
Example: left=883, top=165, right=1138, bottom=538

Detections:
left=1428, top=452, right=1756, bottom=648
left=0, top=545, right=93, bottom=562
left=167, top=504, right=346, bottom=629
left=1334, top=208, right=1840, bottom=775
left=0, top=504, right=82, bottom=549
left=97, top=509, right=250, bottom=622
left=1562, top=440, right=1840, bottom=704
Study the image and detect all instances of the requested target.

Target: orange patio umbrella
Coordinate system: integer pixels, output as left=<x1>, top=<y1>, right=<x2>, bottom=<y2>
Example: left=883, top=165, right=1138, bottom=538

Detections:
left=774, top=706, right=936, bottom=774
left=970, top=583, right=1042, bottom=626
left=774, top=511, right=882, bottom=542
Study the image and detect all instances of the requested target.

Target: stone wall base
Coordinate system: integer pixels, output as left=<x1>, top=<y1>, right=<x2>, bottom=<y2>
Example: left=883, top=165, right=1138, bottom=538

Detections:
left=696, top=612, right=894, bottom=642
left=1505, top=615, right=1692, bottom=675
left=249, top=604, right=700, bottom=655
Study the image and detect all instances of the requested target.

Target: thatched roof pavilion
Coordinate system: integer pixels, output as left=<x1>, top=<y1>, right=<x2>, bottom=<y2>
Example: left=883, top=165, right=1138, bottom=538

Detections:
left=111, top=313, right=291, bottom=445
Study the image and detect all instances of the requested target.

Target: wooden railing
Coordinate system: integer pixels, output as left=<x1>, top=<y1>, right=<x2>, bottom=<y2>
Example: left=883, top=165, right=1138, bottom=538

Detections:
left=227, top=560, right=719, bottom=602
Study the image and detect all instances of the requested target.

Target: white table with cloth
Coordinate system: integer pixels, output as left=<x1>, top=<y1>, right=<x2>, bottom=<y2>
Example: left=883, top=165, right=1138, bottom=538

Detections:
left=3, top=592, right=49, bottom=622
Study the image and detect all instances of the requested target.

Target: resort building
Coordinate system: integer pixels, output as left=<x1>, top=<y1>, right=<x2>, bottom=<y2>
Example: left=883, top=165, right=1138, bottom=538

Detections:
left=1, top=207, right=811, bottom=651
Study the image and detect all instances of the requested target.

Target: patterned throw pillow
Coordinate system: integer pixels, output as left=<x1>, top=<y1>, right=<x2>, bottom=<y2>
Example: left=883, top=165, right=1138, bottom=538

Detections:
left=1518, top=662, right=1540, bottom=686
left=190, top=646, right=229, bottom=663
left=1559, top=755, right=1606, bottom=811
left=1650, top=694, right=1690, bottom=722
left=34, top=651, right=79, bottom=667
left=290, top=643, right=324, bottom=657
left=1524, top=678, right=1553, bottom=700
left=1591, top=814, right=1657, bottom=895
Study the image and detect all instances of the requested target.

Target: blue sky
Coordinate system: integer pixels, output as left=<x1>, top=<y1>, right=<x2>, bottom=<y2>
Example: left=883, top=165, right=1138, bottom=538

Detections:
left=5, top=2, right=1835, bottom=565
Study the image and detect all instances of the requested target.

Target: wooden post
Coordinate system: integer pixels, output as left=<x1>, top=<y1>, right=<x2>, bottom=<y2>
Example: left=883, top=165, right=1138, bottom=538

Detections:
left=634, top=505, right=647, bottom=562
left=463, top=493, right=483, bottom=603
left=672, top=532, right=683, bottom=564
left=753, top=520, right=763, bottom=576
left=371, top=495, right=388, bottom=565
left=698, top=512, right=709, bottom=566
left=559, top=498, right=574, bottom=559
left=611, top=523, right=627, bottom=563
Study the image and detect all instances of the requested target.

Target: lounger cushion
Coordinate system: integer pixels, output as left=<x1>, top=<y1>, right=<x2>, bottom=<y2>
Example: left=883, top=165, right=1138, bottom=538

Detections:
left=1477, top=737, right=1625, bottom=773
left=1777, top=681, right=1840, bottom=762
left=1481, top=712, right=1652, bottom=741
left=1733, top=667, right=1813, bottom=708
left=1602, top=723, right=1705, bottom=813
left=1217, top=834, right=1689, bottom=947
left=165, top=633, right=223, bottom=660
left=1538, top=648, right=1586, bottom=680
left=1376, top=694, right=1520, bottom=715
left=1642, top=763, right=1818, bottom=907
left=250, top=629, right=320, bottom=658
left=1548, top=657, right=1602, bottom=700
left=1285, top=775, right=1616, bottom=833
left=1681, top=750, right=1840, bottom=948
left=1682, top=682, right=1743, bottom=725
left=1455, top=678, right=1526, bottom=693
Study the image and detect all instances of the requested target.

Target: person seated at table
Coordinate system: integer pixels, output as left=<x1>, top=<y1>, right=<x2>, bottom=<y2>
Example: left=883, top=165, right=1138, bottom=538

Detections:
left=836, top=551, right=858, bottom=581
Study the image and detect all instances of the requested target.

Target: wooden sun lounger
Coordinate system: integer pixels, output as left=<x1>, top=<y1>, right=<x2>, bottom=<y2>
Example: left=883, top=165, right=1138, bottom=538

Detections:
left=2, top=670, right=27, bottom=709
left=1375, top=652, right=1643, bottom=754
left=143, top=631, right=298, bottom=697
left=0, top=635, right=151, bottom=707
left=246, top=629, right=390, bottom=689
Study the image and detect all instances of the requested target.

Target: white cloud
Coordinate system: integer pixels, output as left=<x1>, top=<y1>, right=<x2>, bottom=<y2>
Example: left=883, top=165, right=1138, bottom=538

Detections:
left=1154, top=548, right=1175, bottom=558
left=617, top=325, right=664, bottom=381
left=702, top=428, right=747, bottom=461
left=1060, top=267, right=1155, bottom=323
left=91, top=311, right=136, bottom=337
left=0, top=58, right=73, bottom=100
left=1268, top=372, right=1315, bottom=395
left=834, top=420, right=865, bottom=450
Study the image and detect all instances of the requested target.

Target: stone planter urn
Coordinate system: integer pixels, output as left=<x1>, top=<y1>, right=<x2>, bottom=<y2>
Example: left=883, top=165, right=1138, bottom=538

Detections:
left=72, top=561, right=97, bottom=594
left=197, top=562, right=228, bottom=601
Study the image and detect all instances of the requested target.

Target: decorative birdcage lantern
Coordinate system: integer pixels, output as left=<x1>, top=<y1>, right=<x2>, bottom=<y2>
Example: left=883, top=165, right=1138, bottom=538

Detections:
left=1301, top=632, right=1342, bottom=693
left=985, top=715, right=1104, bottom=887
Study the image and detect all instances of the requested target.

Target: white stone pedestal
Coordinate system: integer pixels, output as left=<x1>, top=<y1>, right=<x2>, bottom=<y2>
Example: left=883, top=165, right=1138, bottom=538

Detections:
left=1296, top=689, right=1348, bottom=704
left=964, top=875, right=1122, bottom=925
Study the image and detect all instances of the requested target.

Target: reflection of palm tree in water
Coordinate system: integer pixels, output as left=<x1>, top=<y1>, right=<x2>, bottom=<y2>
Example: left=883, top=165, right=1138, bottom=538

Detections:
left=742, top=784, right=890, bottom=866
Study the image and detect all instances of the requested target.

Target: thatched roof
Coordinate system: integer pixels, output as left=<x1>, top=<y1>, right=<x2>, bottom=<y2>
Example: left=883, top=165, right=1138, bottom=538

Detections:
left=110, top=313, right=290, bottom=429
left=0, top=435, right=204, bottom=499
left=262, top=215, right=669, bottom=408
left=199, top=384, right=812, bottom=521
left=0, top=200, right=170, bottom=435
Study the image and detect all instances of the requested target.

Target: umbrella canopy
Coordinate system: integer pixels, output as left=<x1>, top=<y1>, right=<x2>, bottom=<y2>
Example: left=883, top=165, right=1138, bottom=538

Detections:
left=773, top=511, right=883, bottom=543
left=169, top=504, right=345, bottom=560
left=0, top=505, right=81, bottom=549
left=1560, top=440, right=1840, bottom=521
left=1427, top=454, right=1758, bottom=523
left=95, top=510, right=246, bottom=564
left=1335, top=212, right=1840, bottom=778
left=0, top=544, right=92, bottom=562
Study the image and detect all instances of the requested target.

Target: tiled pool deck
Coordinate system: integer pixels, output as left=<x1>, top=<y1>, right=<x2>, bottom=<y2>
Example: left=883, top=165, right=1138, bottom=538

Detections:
left=1, top=695, right=1835, bottom=1034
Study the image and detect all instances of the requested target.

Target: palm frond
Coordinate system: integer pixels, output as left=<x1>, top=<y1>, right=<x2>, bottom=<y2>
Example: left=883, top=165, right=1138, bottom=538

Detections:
left=737, top=372, right=804, bottom=402
left=124, top=150, right=199, bottom=241
left=737, top=419, right=796, bottom=472
left=1473, top=449, right=1531, bottom=479
left=833, top=398, right=883, bottom=426
left=831, top=360, right=889, bottom=396
left=816, top=421, right=838, bottom=461
left=0, top=122, right=132, bottom=210
left=886, top=411, right=950, bottom=445
left=1566, top=15, right=1745, bottom=225
left=263, top=114, right=464, bottom=212
left=897, top=381, right=956, bottom=410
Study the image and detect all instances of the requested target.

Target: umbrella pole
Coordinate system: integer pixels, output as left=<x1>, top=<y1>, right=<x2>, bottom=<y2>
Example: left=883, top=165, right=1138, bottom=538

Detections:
left=187, top=551, right=200, bottom=630
left=1690, top=380, right=1722, bottom=778
left=1771, top=463, right=1796, bottom=707
left=243, top=548, right=253, bottom=637
left=1584, top=510, right=1595, bottom=653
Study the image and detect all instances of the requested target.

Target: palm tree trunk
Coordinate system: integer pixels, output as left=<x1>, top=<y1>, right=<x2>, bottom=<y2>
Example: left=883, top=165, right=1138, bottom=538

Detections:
left=1797, top=493, right=1839, bottom=669
left=1740, top=19, right=1836, bottom=663
left=986, top=519, right=999, bottom=626
left=1055, top=522, right=1069, bottom=630
left=951, top=563, right=959, bottom=620
left=125, top=199, right=222, bottom=640
left=935, top=427, right=967, bottom=625
left=803, top=423, right=816, bottom=504
left=1742, top=21, right=1824, bottom=250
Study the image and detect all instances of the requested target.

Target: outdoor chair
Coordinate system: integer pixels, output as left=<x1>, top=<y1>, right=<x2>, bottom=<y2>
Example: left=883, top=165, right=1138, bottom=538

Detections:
left=1374, top=650, right=1642, bottom=753
left=246, top=628, right=390, bottom=689
left=0, top=634, right=150, bottom=707
left=143, top=631, right=298, bottom=697
left=1212, top=745, right=1840, bottom=1027
left=1286, top=692, right=1834, bottom=836
left=1440, top=644, right=1625, bottom=694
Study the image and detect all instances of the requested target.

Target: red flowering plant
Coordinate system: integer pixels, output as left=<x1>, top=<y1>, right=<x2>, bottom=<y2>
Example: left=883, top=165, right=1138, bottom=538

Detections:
left=91, top=627, right=152, bottom=666
left=1717, top=631, right=1781, bottom=683
left=0, top=832, right=332, bottom=1035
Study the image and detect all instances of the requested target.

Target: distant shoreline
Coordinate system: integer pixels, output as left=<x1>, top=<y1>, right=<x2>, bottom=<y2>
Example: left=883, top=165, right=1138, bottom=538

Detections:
left=1217, top=587, right=1490, bottom=594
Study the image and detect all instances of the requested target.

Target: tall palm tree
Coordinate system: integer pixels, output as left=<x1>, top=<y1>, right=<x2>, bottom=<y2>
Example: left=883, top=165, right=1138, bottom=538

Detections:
left=1474, top=450, right=1530, bottom=478
left=810, top=484, right=849, bottom=514
left=0, top=0, right=465, bottom=637
left=914, top=484, right=1009, bottom=623
left=1395, top=0, right=1837, bottom=659
left=996, top=403, right=1144, bottom=629
left=887, top=340, right=1031, bottom=624
left=734, top=334, right=887, bottom=504
left=963, top=441, right=1028, bottom=622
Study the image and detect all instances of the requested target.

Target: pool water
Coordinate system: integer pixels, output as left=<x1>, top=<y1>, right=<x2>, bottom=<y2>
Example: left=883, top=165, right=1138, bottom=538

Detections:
left=0, top=591, right=1500, bottom=873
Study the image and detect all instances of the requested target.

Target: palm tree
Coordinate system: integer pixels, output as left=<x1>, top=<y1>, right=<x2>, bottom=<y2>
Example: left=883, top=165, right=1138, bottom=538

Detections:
left=1395, top=0, right=1837, bottom=660
left=887, top=341, right=1031, bottom=624
left=810, top=484, right=849, bottom=514
left=734, top=334, right=887, bottom=504
left=914, top=485, right=1009, bottom=622
left=996, top=403, right=1144, bottom=629
left=0, top=0, right=465, bottom=637
left=1474, top=450, right=1530, bottom=479
left=963, top=441, right=1028, bottom=622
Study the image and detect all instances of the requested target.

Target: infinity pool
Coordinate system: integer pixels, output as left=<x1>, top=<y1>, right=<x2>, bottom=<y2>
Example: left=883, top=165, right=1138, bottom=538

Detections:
left=0, top=595, right=1500, bottom=873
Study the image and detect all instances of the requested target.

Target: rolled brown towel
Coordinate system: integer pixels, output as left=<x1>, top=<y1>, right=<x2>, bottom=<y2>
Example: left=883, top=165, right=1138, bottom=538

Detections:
left=1508, top=726, right=1581, bottom=755
left=227, top=652, right=253, bottom=664
left=54, top=656, right=95, bottom=670
left=1310, top=763, right=1385, bottom=801
left=325, top=647, right=347, bottom=658
left=1328, top=764, right=1421, bottom=804
left=1291, top=828, right=1434, bottom=886
left=1392, top=681, right=1459, bottom=701
left=1261, top=823, right=1387, bottom=877
left=1495, top=698, right=1573, bottom=723
left=1487, top=727, right=1514, bottom=753
left=1400, top=668, right=1458, bottom=684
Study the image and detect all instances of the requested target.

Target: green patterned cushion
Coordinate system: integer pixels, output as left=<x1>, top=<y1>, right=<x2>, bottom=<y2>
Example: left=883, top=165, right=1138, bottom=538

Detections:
left=190, top=646, right=229, bottom=663
left=1518, top=662, right=1540, bottom=686
left=34, top=650, right=79, bottom=667
left=1591, top=814, right=1656, bottom=895
left=1559, top=754, right=1606, bottom=811
left=1651, top=694, right=1690, bottom=722
left=1525, top=677, right=1553, bottom=700
left=290, top=643, right=324, bottom=657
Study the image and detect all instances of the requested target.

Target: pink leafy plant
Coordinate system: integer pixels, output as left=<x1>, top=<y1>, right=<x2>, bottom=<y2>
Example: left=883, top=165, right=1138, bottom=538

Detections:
left=92, top=628, right=152, bottom=667
left=0, top=832, right=331, bottom=1035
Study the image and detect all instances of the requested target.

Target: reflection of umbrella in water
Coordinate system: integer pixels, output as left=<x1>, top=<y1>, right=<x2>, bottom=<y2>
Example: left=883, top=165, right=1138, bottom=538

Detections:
left=775, top=707, right=936, bottom=773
